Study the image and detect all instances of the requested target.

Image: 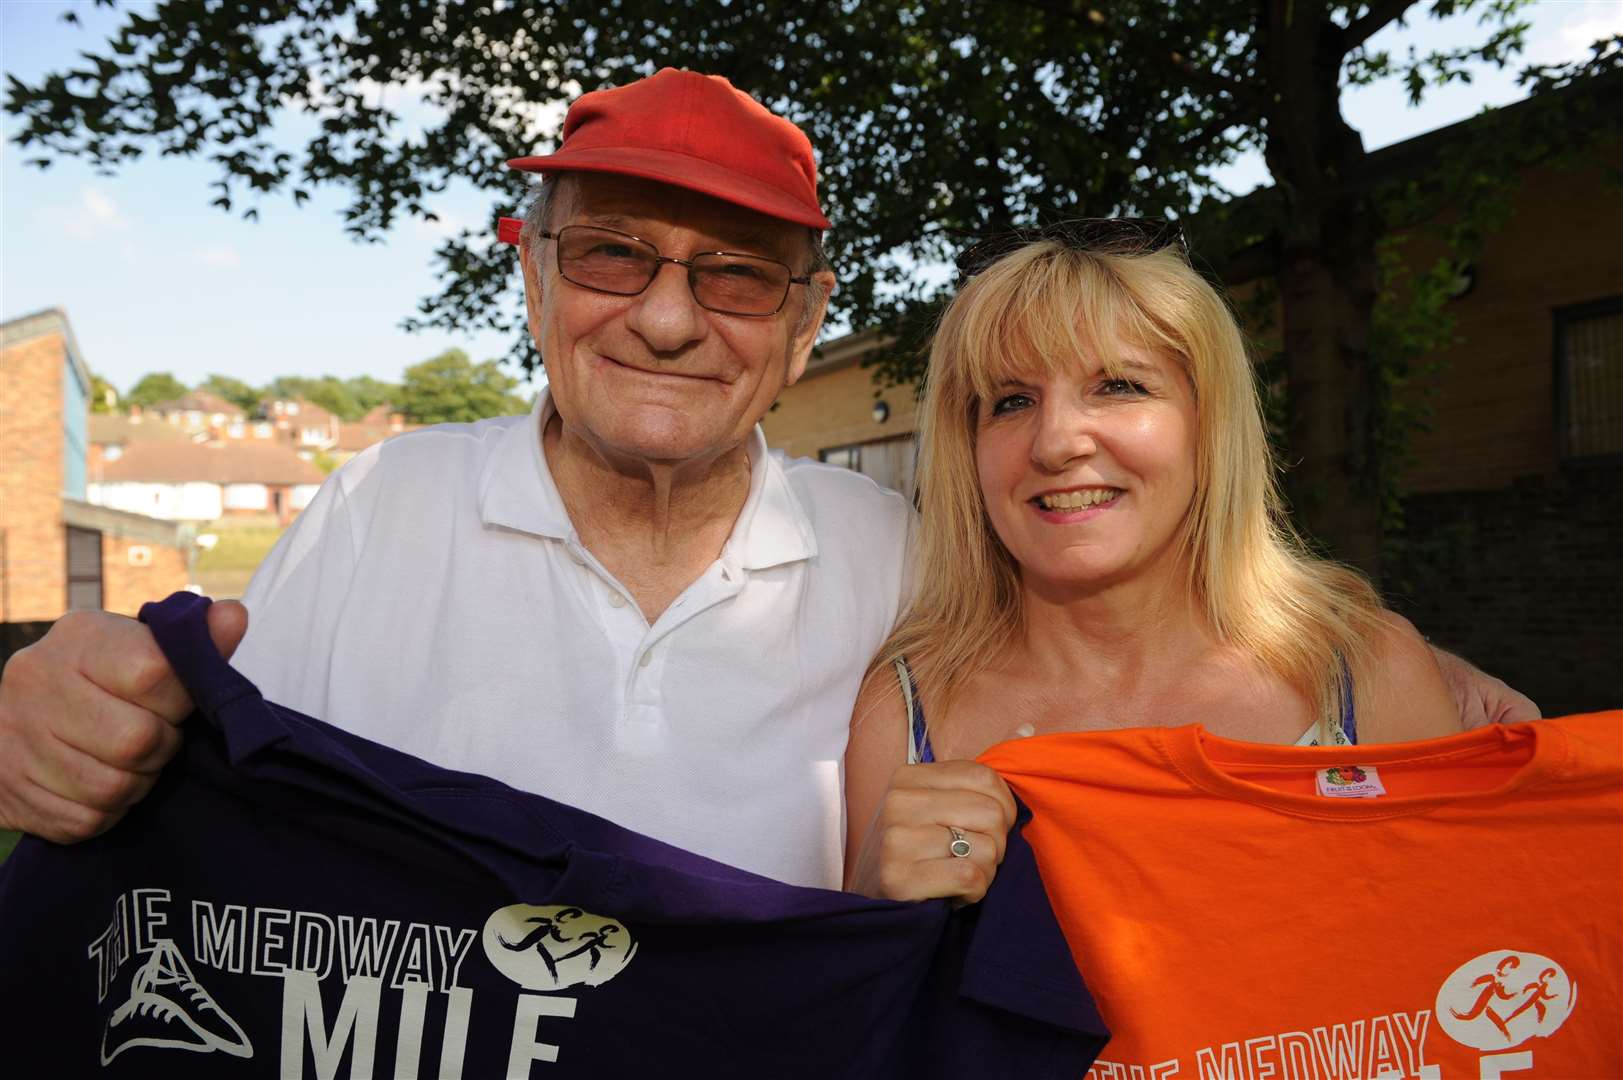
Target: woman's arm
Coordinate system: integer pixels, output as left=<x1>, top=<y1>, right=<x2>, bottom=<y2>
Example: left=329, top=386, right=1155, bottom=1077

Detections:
left=843, top=672, right=912, bottom=889
left=843, top=671, right=1015, bottom=901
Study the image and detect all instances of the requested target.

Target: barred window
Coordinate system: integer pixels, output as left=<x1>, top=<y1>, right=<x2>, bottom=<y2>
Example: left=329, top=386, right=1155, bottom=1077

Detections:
left=66, top=527, right=102, bottom=611
left=1556, top=297, right=1623, bottom=462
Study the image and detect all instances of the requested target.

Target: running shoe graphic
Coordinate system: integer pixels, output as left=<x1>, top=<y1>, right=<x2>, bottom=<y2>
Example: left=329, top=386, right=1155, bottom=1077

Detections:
left=100, top=939, right=253, bottom=1064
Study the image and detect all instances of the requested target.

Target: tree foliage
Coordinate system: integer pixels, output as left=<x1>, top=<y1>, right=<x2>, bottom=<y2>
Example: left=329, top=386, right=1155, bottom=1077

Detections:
left=125, top=370, right=188, bottom=408
left=200, top=372, right=262, bottom=412
left=89, top=372, right=119, bottom=413
left=344, top=374, right=402, bottom=416
left=9, top=1, right=1621, bottom=566
left=399, top=348, right=528, bottom=424
left=260, top=373, right=405, bottom=420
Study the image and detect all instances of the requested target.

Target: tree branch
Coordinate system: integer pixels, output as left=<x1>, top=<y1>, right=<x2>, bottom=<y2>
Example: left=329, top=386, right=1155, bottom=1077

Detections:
left=1009, top=0, right=1267, bottom=119
left=1340, top=0, right=1416, bottom=56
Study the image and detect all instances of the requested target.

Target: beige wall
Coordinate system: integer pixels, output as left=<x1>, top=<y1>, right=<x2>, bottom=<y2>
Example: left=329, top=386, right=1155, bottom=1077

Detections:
left=1399, top=155, right=1623, bottom=493
left=763, top=358, right=920, bottom=462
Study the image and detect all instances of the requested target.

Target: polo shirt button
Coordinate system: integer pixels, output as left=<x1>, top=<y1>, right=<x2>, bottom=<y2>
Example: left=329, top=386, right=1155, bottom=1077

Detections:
left=607, top=592, right=627, bottom=608
left=639, top=650, right=653, bottom=668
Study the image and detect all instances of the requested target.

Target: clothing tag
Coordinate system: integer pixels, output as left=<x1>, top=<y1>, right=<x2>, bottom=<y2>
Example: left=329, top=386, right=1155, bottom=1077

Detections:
left=1315, top=765, right=1387, bottom=799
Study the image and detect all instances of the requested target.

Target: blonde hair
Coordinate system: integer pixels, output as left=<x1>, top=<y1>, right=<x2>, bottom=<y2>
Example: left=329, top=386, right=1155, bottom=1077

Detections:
left=872, top=239, right=1386, bottom=741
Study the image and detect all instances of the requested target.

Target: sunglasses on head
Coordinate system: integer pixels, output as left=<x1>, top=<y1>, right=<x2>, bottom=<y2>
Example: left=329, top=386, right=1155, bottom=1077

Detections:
left=954, top=218, right=1187, bottom=287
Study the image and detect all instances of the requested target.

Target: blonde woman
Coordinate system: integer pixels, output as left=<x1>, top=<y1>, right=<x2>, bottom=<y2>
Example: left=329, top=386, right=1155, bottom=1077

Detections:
left=844, top=222, right=1462, bottom=902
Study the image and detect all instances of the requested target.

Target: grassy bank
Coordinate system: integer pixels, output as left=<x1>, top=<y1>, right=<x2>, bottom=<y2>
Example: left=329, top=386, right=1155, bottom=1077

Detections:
left=195, top=524, right=284, bottom=599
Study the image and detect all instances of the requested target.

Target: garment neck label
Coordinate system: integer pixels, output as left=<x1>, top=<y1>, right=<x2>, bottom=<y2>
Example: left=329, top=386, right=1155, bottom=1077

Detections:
left=1315, top=765, right=1387, bottom=798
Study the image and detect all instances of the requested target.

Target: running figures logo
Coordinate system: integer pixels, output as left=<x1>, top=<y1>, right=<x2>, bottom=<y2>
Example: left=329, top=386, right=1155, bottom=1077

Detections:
left=99, top=939, right=253, bottom=1065
left=1436, top=950, right=1577, bottom=1050
left=481, top=904, right=638, bottom=991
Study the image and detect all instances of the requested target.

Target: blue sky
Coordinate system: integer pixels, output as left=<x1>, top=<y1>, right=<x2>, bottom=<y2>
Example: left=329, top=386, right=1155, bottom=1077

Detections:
left=3, top=1, right=1619, bottom=395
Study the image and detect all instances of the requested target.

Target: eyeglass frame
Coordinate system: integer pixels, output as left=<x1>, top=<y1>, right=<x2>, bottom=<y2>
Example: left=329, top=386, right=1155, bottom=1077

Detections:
left=536, top=223, right=813, bottom=318
left=954, top=218, right=1188, bottom=287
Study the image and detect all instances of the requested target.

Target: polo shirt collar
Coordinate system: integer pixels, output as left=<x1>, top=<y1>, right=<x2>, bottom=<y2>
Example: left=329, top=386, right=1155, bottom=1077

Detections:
left=477, top=388, right=818, bottom=571
left=729, top=422, right=819, bottom=572
left=477, top=392, right=574, bottom=540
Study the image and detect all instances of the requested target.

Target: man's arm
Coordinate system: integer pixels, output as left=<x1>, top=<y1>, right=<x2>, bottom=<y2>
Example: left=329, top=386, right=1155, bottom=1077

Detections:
left=1432, top=646, right=1541, bottom=728
left=0, top=440, right=366, bottom=844
left=0, top=602, right=247, bottom=842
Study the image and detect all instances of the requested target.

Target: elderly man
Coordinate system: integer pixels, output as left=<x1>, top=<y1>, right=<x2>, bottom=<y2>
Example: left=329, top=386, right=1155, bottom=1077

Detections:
left=0, top=69, right=1529, bottom=890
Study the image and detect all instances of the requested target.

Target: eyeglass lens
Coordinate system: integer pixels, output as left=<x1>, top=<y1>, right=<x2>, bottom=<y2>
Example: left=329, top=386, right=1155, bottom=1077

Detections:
left=555, top=226, right=794, bottom=316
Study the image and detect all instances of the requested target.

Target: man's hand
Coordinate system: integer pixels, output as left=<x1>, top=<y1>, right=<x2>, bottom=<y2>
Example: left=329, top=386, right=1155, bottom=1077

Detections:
left=846, top=760, right=1017, bottom=904
left=0, top=601, right=248, bottom=842
left=1433, top=647, right=1541, bottom=730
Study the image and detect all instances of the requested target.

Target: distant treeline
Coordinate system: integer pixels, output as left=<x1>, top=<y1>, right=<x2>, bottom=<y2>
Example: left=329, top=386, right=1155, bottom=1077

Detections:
left=98, top=349, right=532, bottom=425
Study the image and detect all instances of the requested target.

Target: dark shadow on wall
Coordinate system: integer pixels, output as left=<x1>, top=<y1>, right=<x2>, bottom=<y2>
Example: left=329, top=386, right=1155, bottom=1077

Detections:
left=1387, top=465, right=1623, bottom=717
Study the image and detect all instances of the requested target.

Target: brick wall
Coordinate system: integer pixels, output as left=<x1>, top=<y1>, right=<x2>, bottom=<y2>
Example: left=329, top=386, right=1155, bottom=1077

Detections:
left=102, top=534, right=190, bottom=617
left=1388, top=465, right=1622, bottom=716
left=0, top=331, right=67, bottom=621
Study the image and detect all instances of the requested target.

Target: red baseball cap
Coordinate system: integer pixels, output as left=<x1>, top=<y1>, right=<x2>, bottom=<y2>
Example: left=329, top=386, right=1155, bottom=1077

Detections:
left=507, top=68, right=830, bottom=230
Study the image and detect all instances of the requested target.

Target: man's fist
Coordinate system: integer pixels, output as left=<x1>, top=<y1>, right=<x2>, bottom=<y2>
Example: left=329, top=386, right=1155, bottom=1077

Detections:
left=0, top=600, right=247, bottom=842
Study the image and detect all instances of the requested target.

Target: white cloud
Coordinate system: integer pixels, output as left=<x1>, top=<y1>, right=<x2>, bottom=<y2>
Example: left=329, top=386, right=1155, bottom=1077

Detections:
left=411, top=209, right=471, bottom=240
left=1524, top=2, right=1623, bottom=65
left=190, top=245, right=241, bottom=268
left=45, top=186, right=132, bottom=241
left=298, top=63, right=577, bottom=152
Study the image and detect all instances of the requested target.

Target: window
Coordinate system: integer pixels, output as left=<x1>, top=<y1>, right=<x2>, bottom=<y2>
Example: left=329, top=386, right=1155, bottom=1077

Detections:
left=65, top=527, right=103, bottom=611
left=1556, top=297, right=1623, bottom=462
left=819, top=435, right=917, bottom=494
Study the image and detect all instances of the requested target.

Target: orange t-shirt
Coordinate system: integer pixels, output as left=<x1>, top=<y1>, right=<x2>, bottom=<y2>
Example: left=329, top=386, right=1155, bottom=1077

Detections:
left=980, top=712, right=1622, bottom=1080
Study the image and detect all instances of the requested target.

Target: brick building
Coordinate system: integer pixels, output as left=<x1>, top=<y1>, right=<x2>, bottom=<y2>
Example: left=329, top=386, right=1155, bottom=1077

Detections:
left=764, top=329, right=919, bottom=493
left=334, top=403, right=419, bottom=464
left=260, top=395, right=342, bottom=455
left=90, top=440, right=325, bottom=527
left=147, top=389, right=247, bottom=437
left=1, top=309, right=191, bottom=621
left=764, top=123, right=1622, bottom=715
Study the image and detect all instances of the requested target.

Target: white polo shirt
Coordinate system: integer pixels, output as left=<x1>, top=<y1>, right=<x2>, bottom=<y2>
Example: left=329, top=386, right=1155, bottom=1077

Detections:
left=234, top=393, right=913, bottom=888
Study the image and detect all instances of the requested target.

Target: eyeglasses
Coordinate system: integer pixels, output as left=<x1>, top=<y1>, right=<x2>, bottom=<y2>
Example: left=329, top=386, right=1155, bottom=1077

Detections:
left=954, top=218, right=1187, bottom=286
left=538, top=224, right=811, bottom=317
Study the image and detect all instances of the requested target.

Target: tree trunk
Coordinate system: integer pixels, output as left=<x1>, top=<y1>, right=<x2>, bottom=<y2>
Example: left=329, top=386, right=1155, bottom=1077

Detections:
left=1262, top=0, right=1385, bottom=574
left=1276, top=194, right=1384, bottom=570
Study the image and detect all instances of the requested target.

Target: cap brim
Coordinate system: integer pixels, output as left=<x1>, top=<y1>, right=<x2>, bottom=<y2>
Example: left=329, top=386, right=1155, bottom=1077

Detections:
left=507, top=148, right=831, bottom=230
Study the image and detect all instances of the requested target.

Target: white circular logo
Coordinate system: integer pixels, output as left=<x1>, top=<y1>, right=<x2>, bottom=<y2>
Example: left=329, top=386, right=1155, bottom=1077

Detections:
left=481, top=905, right=638, bottom=991
left=1435, top=950, right=1576, bottom=1050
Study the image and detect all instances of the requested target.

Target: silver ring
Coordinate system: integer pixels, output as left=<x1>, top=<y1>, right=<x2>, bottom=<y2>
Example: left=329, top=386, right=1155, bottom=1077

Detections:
left=948, top=826, right=972, bottom=859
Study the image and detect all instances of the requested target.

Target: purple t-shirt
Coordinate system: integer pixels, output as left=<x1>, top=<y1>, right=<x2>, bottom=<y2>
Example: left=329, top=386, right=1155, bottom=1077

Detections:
left=0, top=592, right=1105, bottom=1078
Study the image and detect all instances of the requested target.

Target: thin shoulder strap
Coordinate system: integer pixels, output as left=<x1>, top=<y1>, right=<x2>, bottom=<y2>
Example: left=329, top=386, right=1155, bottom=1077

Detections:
left=1338, top=654, right=1359, bottom=746
left=893, top=656, right=934, bottom=764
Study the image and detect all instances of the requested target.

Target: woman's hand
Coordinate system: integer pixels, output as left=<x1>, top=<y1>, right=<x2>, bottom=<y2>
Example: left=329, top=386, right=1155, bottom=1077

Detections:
left=846, top=760, right=1017, bottom=903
